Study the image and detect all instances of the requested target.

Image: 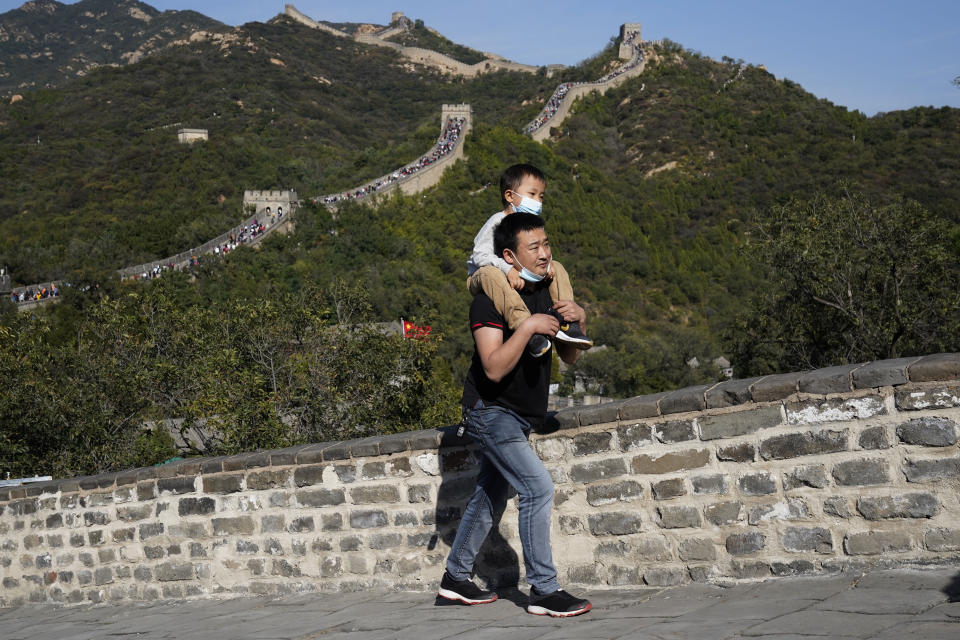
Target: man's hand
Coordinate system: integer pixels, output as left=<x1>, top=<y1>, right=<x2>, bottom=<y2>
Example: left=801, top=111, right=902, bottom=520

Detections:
left=551, top=300, right=586, bottom=325
left=507, top=268, right=524, bottom=291
left=525, top=312, right=560, bottom=337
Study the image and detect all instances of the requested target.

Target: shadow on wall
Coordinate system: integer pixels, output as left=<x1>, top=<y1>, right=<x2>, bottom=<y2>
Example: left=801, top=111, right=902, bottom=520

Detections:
left=946, top=573, right=960, bottom=602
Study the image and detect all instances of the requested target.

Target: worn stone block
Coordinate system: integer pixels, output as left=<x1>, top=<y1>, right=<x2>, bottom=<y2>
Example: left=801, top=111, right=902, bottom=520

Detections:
left=924, top=528, right=960, bottom=551
left=136, top=481, right=156, bottom=501
left=760, top=430, right=848, bottom=460
left=798, top=364, right=860, bottom=394
left=587, top=512, right=643, bottom=536
left=577, top=401, right=622, bottom=427
left=858, top=426, right=890, bottom=450
left=771, top=560, right=816, bottom=576
left=349, top=485, right=400, bottom=504
left=617, top=423, right=653, bottom=451
left=320, top=556, right=342, bottom=578
left=369, top=533, right=403, bottom=550
left=157, top=477, right=195, bottom=495
left=567, top=563, right=602, bottom=584
left=296, top=488, right=345, bottom=508
left=619, top=393, right=667, bottom=420
left=725, top=531, right=765, bottom=555
left=660, top=385, right=711, bottom=414
left=782, top=465, right=829, bottom=490
left=569, top=458, right=628, bottom=483
left=586, top=480, right=643, bottom=506
left=704, top=406, right=785, bottom=442
left=678, top=538, right=716, bottom=561
left=236, top=540, right=259, bottom=554
left=361, top=458, right=413, bottom=480
left=349, top=510, right=388, bottom=529
left=706, top=376, right=765, bottom=408
left=730, top=560, right=772, bottom=579
left=260, top=515, right=285, bottom=533
left=393, top=511, right=418, bottom=527
left=782, top=527, right=833, bottom=553
left=786, top=397, right=886, bottom=425
left=332, top=464, right=357, bottom=483
left=138, top=523, right=164, bottom=540
left=853, top=357, right=919, bottom=389
left=896, top=384, right=960, bottom=411
left=177, top=497, right=215, bottom=517
left=201, top=474, right=243, bottom=494
left=211, top=517, right=254, bottom=536
left=908, top=353, right=960, bottom=382
left=903, top=456, right=960, bottom=482
left=717, top=442, right=756, bottom=463
left=644, top=567, right=686, bottom=586
left=246, top=470, right=290, bottom=491
left=607, top=564, right=644, bottom=585
left=832, top=459, right=889, bottom=486
left=559, top=515, right=583, bottom=535
left=857, top=493, right=939, bottom=520
left=651, top=478, right=686, bottom=500
left=738, top=472, right=777, bottom=496
left=407, top=484, right=431, bottom=503
left=658, top=505, right=701, bottom=529
left=632, top=449, right=710, bottom=475
left=844, top=531, right=913, bottom=555
left=321, top=513, right=343, bottom=531
left=823, top=496, right=852, bottom=518
left=112, top=528, right=135, bottom=543
left=534, top=437, right=568, bottom=461
left=691, top=474, right=728, bottom=495
left=156, top=562, right=194, bottom=582
left=83, top=512, right=110, bottom=527
left=653, top=420, right=696, bottom=443
left=751, top=372, right=802, bottom=402
left=749, top=499, right=810, bottom=525
left=704, top=501, right=743, bottom=525
left=897, top=417, right=958, bottom=447
left=572, top=431, right=614, bottom=456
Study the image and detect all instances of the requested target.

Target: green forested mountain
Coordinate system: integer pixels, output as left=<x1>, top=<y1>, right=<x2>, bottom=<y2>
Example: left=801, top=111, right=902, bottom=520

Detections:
left=1, top=2, right=958, bottom=476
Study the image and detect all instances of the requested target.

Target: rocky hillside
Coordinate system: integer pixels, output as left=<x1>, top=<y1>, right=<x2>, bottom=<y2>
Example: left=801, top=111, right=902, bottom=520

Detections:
left=0, top=0, right=229, bottom=94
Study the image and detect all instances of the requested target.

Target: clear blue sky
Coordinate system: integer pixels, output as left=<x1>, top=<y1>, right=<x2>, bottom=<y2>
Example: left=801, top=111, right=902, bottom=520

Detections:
left=4, top=0, right=958, bottom=115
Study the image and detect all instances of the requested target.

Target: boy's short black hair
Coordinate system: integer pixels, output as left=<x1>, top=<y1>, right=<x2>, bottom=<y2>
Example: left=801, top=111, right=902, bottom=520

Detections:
left=500, top=163, right=546, bottom=207
left=494, top=212, right=546, bottom=258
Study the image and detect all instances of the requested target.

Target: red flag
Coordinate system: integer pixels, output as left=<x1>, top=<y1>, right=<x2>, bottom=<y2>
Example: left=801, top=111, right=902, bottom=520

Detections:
left=402, top=320, right=431, bottom=341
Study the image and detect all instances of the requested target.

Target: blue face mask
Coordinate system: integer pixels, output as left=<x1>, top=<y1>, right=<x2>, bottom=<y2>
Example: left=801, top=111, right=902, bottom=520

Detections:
left=512, top=194, right=542, bottom=215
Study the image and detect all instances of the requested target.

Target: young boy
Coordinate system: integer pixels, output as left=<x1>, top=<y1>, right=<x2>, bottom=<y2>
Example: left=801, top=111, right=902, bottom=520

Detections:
left=467, top=163, right=592, bottom=357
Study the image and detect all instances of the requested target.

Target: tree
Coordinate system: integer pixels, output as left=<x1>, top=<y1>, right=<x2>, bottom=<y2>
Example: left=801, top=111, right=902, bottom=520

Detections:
left=727, top=190, right=960, bottom=375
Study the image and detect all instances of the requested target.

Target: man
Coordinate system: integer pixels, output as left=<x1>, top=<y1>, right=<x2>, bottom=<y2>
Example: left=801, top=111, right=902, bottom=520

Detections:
left=438, top=212, right=592, bottom=618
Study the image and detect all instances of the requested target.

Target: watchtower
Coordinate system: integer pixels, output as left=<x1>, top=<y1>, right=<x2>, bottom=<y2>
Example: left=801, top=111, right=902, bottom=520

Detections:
left=441, top=103, right=472, bottom=133
left=0, top=270, right=10, bottom=294
left=391, top=11, right=405, bottom=23
left=619, top=22, right=642, bottom=60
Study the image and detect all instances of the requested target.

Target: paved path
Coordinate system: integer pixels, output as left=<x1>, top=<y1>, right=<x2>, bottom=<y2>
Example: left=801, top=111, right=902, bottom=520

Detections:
left=2, top=568, right=959, bottom=639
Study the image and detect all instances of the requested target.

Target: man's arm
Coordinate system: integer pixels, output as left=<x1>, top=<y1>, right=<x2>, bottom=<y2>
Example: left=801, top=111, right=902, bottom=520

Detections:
left=474, top=314, right=559, bottom=382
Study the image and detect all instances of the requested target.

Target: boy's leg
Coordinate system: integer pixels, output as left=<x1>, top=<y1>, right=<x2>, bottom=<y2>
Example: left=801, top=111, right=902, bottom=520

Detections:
left=548, top=260, right=574, bottom=303
left=468, top=266, right=531, bottom=330
left=546, top=260, right=593, bottom=348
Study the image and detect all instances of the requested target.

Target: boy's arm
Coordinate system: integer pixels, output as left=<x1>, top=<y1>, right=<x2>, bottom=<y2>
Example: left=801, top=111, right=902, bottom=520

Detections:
left=469, top=214, right=513, bottom=276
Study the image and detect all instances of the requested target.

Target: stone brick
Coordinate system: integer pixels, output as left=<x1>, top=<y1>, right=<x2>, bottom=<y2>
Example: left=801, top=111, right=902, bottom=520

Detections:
left=896, top=384, right=960, bottom=411
left=587, top=512, right=643, bottom=536
left=260, top=515, right=285, bottom=533
left=678, top=538, right=716, bottom=561
left=369, top=533, right=403, bottom=550
left=349, top=486, right=400, bottom=504
left=832, top=459, right=889, bottom=486
left=716, top=443, right=756, bottom=463
left=112, top=528, right=135, bottom=543
left=576, top=399, right=623, bottom=427
left=407, top=485, right=431, bottom=503
left=567, top=564, right=602, bottom=584
left=559, top=516, right=583, bottom=535
left=798, top=364, right=861, bottom=394
left=201, top=474, right=243, bottom=494
left=319, top=556, right=342, bottom=578
left=771, top=560, right=816, bottom=576
left=321, top=513, right=343, bottom=531
left=116, top=505, right=152, bottom=523
left=748, top=499, right=810, bottom=525
left=286, top=517, right=313, bottom=533
left=94, top=567, right=113, bottom=586
left=572, top=431, right=614, bottom=456
left=760, top=430, right=848, bottom=461
left=725, top=531, right=765, bottom=556
left=157, top=477, right=195, bottom=495
left=658, top=505, right=701, bottom=529
left=923, top=528, right=960, bottom=552
left=843, top=531, right=913, bottom=555
left=83, top=512, right=110, bottom=527
left=857, top=493, right=939, bottom=520
left=349, top=510, right=388, bottom=529
left=97, top=549, right=115, bottom=563
left=332, top=464, right=357, bottom=483
left=699, top=406, right=782, bottom=441
left=143, top=546, right=165, bottom=559
left=731, top=562, right=771, bottom=580
left=246, top=470, right=290, bottom=490
left=644, top=567, right=687, bottom=586
left=651, top=478, right=686, bottom=500
left=177, top=497, right=215, bottom=517
left=631, top=449, right=710, bottom=475
left=189, top=542, right=207, bottom=558
left=903, top=456, right=960, bottom=482
left=751, top=372, right=803, bottom=402
left=585, top=480, right=643, bottom=506
left=619, top=393, right=667, bottom=421
left=211, top=517, right=255, bottom=536
left=691, top=474, right=728, bottom=495
left=361, top=458, right=412, bottom=480
left=607, top=565, right=644, bottom=585
left=783, top=465, right=829, bottom=491
left=136, top=481, right=156, bottom=501
left=706, top=376, right=765, bottom=408
left=292, top=465, right=325, bottom=488
left=440, top=449, right=472, bottom=473
left=823, top=497, right=852, bottom=518
left=786, top=397, right=885, bottom=425
left=569, top=458, right=628, bottom=483
left=296, top=488, right=345, bottom=507
left=704, top=501, right=743, bottom=525
left=782, top=527, right=833, bottom=553
left=139, top=523, right=164, bottom=540
left=908, top=353, right=960, bottom=382
left=156, top=562, right=194, bottom=581
left=617, top=423, right=653, bottom=450
left=653, top=420, right=695, bottom=443
left=236, top=540, right=259, bottom=554
left=858, top=426, right=890, bottom=450
left=660, top=384, right=711, bottom=414
left=271, top=559, right=301, bottom=578
left=897, top=417, right=958, bottom=447
left=393, top=511, right=419, bottom=527
left=853, top=357, right=919, bottom=389
left=738, top=473, right=777, bottom=496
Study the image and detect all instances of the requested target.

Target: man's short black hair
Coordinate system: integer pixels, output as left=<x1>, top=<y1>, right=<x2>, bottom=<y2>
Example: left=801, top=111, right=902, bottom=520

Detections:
left=494, top=212, right=545, bottom=258
left=500, top=163, right=546, bottom=206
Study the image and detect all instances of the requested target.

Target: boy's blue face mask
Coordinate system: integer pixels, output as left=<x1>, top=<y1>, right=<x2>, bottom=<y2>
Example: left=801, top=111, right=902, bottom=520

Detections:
left=511, top=194, right=542, bottom=215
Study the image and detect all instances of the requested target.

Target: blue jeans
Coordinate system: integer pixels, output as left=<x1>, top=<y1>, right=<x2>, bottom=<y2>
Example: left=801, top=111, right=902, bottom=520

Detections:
left=445, top=402, right=560, bottom=593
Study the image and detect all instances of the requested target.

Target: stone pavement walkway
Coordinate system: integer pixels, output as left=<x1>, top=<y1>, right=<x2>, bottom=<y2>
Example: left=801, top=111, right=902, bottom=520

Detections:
left=1, top=568, right=959, bottom=639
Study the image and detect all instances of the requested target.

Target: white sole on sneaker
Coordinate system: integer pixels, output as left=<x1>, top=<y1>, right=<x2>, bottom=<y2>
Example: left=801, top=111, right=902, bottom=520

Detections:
left=527, top=602, right=592, bottom=617
left=437, top=588, right=498, bottom=605
left=554, top=330, right=593, bottom=348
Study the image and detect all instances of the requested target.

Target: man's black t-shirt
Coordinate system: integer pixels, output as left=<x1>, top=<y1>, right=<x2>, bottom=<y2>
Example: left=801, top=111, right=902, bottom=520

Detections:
left=461, top=283, right=553, bottom=425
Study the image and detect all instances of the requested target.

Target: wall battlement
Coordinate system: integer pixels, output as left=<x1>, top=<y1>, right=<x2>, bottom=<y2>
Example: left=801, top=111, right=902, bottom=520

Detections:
left=3, top=353, right=960, bottom=607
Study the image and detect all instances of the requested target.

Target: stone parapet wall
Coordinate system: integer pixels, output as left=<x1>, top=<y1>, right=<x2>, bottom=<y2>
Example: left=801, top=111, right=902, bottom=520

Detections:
left=2, top=354, right=959, bottom=607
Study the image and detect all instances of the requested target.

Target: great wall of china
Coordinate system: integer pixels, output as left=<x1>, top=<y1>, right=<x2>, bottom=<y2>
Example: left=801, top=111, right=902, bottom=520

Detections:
left=5, top=12, right=646, bottom=307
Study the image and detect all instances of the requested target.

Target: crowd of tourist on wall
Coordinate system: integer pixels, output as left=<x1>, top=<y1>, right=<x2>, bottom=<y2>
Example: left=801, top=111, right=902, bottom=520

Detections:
left=524, top=30, right=643, bottom=135
left=314, top=116, right=465, bottom=206
left=10, top=283, right=60, bottom=304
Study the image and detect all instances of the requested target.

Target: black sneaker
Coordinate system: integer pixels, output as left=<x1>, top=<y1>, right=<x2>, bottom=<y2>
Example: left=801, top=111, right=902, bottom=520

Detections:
left=527, top=334, right=551, bottom=358
left=437, top=571, right=498, bottom=605
left=527, top=587, right=592, bottom=617
left=549, top=310, right=593, bottom=349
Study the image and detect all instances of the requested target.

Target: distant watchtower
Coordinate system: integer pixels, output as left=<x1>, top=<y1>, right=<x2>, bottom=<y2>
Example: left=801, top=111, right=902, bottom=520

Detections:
left=441, top=103, right=472, bottom=130
left=619, top=22, right=642, bottom=60
left=0, top=270, right=10, bottom=295
left=391, top=11, right=405, bottom=23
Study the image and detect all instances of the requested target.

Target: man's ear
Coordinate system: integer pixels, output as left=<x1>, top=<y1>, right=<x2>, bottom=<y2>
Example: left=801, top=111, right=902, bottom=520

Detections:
left=502, top=248, right=515, bottom=265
